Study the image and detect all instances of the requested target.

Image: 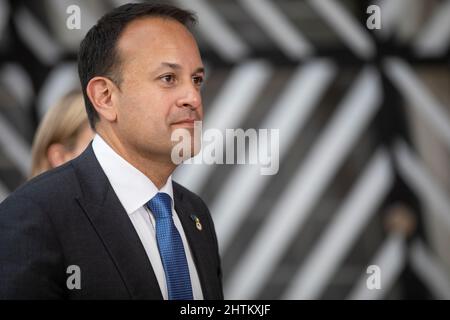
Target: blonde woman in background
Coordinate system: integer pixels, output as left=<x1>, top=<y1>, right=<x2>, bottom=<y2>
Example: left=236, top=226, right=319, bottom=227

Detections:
left=30, top=90, right=94, bottom=178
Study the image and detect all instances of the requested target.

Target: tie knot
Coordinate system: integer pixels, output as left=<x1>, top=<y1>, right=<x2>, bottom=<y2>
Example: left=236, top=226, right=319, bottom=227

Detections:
left=146, top=192, right=172, bottom=219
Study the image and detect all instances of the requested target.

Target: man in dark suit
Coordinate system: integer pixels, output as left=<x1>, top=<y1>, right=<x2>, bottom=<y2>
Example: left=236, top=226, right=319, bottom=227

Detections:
left=0, top=3, right=223, bottom=300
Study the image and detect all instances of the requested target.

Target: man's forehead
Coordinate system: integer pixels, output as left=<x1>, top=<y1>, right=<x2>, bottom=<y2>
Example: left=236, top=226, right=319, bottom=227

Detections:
left=117, top=17, right=199, bottom=59
left=119, top=16, right=194, bottom=45
left=116, top=17, right=202, bottom=71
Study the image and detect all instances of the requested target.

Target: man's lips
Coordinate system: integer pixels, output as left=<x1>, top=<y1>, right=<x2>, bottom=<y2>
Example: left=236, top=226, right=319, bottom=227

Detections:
left=171, top=118, right=199, bottom=125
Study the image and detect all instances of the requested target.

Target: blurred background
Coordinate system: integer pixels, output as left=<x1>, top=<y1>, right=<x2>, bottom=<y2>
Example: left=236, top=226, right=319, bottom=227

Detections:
left=0, top=0, right=449, bottom=299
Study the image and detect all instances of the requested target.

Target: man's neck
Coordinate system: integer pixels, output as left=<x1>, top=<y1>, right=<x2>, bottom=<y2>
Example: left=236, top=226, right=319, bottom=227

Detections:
left=96, top=130, right=176, bottom=189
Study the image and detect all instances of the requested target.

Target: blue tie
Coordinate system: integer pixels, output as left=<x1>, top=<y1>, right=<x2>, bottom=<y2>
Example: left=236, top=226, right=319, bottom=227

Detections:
left=146, top=192, right=193, bottom=300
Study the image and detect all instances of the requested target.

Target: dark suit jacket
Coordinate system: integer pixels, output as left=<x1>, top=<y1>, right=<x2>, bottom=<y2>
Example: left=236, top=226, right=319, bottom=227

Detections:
left=0, top=144, right=223, bottom=299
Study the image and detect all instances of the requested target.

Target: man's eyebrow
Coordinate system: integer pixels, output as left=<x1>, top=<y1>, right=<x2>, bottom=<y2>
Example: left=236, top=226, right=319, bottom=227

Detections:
left=193, top=67, right=205, bottom=74
left=160, top=62, right=182, bottom=70
left=157, top=62, right=205, bottom=74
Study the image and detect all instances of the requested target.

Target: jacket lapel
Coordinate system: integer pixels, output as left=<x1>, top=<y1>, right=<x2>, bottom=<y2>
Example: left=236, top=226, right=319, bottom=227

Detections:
left=173, top=186, right=217, bottom=300
left=72, top=144, right=163, bottom=300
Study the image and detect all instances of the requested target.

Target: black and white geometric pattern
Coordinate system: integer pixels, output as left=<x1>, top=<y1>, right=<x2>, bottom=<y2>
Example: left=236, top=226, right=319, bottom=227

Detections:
left=0, top=0, right=449, bottom=299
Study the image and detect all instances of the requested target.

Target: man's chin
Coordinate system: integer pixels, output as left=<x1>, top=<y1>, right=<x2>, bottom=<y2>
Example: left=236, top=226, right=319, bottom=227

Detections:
left=170, top=124, right=202, bottom=164
left=169, top=143, right=200, bottom=165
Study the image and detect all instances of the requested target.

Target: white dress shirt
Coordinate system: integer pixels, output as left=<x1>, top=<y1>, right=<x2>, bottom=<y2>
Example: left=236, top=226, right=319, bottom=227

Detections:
left=92, top=134, right=203, bottom=300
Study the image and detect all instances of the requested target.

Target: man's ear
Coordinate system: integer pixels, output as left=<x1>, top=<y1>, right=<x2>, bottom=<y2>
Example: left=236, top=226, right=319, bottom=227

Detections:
left=86, top=76, right=118, bottom=123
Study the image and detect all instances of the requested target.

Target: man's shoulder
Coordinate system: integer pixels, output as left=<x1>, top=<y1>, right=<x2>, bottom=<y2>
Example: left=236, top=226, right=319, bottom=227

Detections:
left=5, top=161, right=79, bottom=206
left=172, top=180, right=198, bottom=198
left=172, top=180, right=209, bottom=211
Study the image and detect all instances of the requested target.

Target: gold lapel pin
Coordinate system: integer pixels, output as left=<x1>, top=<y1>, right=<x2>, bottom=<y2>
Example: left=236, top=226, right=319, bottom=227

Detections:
left=190, top=214, right=203, bottom=231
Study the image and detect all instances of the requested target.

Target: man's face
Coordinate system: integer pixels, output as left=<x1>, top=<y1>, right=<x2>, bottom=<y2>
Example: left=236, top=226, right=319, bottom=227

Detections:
left=113, top=17, right=204, bottom=163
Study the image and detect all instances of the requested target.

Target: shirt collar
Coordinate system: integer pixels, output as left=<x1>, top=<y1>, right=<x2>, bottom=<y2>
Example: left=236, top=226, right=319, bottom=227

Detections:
left=92, top=134, right=174, bottom=215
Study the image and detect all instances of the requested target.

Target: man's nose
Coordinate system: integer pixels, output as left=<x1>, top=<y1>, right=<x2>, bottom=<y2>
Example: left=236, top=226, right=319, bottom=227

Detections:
left=176, top=84, right=202, bottom=110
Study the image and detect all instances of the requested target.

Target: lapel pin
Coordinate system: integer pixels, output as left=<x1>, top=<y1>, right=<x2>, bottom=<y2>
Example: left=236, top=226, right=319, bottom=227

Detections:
left=190, top=214, right=203, bottom=231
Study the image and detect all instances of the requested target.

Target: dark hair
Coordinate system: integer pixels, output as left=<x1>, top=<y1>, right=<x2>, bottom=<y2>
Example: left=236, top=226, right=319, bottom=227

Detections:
left=78, top=3, right=197, bottom=129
